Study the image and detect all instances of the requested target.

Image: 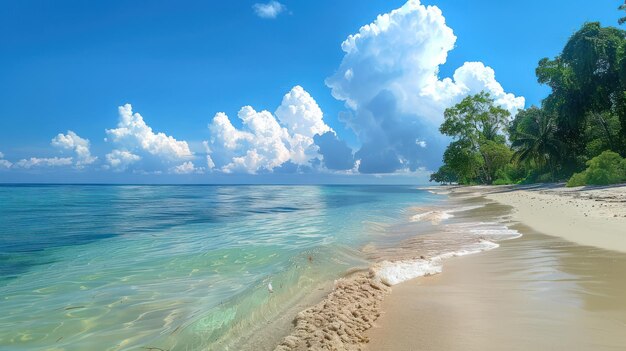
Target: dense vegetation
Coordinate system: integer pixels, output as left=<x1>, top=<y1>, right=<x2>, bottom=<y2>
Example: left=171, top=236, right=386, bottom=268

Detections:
left=431, top=17, right=626, bottom=187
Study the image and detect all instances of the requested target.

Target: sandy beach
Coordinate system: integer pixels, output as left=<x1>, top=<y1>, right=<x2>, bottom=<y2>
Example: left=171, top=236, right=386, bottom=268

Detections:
left=366, top=184, right=626, bottom=351
left=484, top=184, right=626, bottom=253
left=270, top=184, right=626, bottom=351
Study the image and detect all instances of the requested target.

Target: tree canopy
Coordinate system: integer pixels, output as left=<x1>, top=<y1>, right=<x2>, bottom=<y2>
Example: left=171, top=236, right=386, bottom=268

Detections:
left=431, top=18, right=626, bottom=187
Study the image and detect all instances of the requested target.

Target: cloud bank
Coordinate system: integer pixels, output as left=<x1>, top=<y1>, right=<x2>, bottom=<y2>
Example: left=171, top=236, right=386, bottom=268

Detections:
left=16, top=157, right=73, bottom=169
left=3, top=0, right=524, bottom=180
left=325, top=0, right=524, bottom=173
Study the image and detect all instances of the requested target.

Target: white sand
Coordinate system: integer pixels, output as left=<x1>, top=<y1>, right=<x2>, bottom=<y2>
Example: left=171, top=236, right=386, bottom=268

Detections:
left=483, top=184, right=626, bottom=253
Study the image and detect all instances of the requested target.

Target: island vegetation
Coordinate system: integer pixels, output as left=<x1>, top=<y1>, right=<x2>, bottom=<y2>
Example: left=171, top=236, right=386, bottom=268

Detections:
left=431, top=8, right=626, bottom=187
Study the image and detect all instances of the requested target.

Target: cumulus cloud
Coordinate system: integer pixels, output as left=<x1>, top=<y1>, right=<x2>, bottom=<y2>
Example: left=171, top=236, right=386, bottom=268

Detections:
left=207, top=86, right=335, bottom=174
left=105, top=149, right=141, bottom=171
left=105, top=104, right=193, bottom=172
left=275, top=86, right=331, bottom=138
left=106, top=104, right=192, bottom=161
left=170, top=161, right=204, bottom=174
left=253, top=1, right=287, bottom=19
left=51, top=130, right=97, bottom=168
left=326, top=0, right=524, bottom=173
left=16, top=157, right=73, bottom=169
left=202, top=141, right=216, bottom=170
left=313, top=132, right=355, bottom=171
left=0, top=152, right=12, bottom=169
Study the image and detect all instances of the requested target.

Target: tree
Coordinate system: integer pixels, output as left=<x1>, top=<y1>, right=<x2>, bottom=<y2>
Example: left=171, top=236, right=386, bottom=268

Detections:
left=429, top=165, right=458, bottom=184
left=584, top=111, right=622, bottom=157
left=510, top=107, right=563, bottom=179
left=440, top=92, right=510, bottom=146
left=479, top=140, right=513, bottom=184
left=433, top=92, right=511, bottom=185
left=536, top=22, right=626, bottom=170
left=620, top=1, right=626, bottom=25
left=440, top=139, right=483, bottom=184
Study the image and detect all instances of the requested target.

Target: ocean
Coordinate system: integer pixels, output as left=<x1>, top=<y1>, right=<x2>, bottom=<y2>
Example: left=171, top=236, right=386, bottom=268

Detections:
left=0, top=184, right=457, bottom=350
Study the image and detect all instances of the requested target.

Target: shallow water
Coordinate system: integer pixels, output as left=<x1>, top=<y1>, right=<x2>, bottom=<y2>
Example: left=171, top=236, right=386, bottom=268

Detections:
left=0, top=185, right=446, bottom=350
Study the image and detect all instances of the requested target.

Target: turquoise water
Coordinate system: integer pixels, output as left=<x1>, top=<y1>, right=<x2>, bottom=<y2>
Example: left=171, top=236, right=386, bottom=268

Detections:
left=0, top=185, right=440, bottom=350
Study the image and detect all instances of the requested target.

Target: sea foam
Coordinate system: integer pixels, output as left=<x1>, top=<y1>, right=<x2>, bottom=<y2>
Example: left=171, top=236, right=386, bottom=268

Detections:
left=372, top=240, right=500, bottom=286
left=410, top=204, right=485, bottom=223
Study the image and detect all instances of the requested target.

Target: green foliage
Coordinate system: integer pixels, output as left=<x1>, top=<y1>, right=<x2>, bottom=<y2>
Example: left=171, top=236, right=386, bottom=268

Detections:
left=479, top=140, right=513, bottom=184
left=440, top=92, right=510, bottom=145
left=566, top=172, right=587, bottom=187
left=441, top=139, right=482, bottom=184
left=566, top=151, right=626, bottom=187
left=433, top=18, right=626, bottom=187
left=536, top=22, right=626, bottom=171
left=492, top=178, right=512, bottom=185
left=431, top=93, right=512, bottom=185
left=510, top=107, right=562, bottom=179
left=583, top=111, right=622, bottom=157
left=429, top=165, right=458, bottom=184
left=494, top=163, right=528, bottom=185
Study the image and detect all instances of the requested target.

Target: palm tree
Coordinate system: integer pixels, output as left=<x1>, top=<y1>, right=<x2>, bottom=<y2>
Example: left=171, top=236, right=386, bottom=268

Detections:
left=511, top=111, right=563, bottom=179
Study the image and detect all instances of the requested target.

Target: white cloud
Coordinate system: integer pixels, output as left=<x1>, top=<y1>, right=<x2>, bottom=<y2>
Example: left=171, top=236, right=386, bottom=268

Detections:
left=253, top=1, right=286, bottom=19
left=106, top=104, right=192, bottom=162
left=105, top=149, right=141, bottom=171
left=219, top=106, right=291, bottom=173
left=275, top=86, right=331, bottom=138
left=207, top=86, right=332, bottom=174
left=0, top=152, right=11, bottom=169
left=51, top=130, right=97, bottom=168
left=202, top=141, right=216, bottom=170
left=16, top=157, right=73, bottom=169
left=416, top=139, right=427, bottom=148
left=171, top=161, right=204, bottom=174
left=326, top=0, right=524, bottom=173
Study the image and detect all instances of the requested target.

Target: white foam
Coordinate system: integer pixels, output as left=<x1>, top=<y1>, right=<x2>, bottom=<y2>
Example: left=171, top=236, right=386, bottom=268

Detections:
left=372, top=240, right=500, bottom=286
left=427, top=190, right=451, bottom=195
left=469, top=228, right=522, bottom=239
left=411, top=210, right=454, bottom=223
left=411, top=204, right=485, bottom=224
left=372, top=259, right=442, bottom=286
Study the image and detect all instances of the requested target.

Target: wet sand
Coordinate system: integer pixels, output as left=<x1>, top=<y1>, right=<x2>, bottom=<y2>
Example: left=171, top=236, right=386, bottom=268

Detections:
left=366, top=224, right=626, bottom=351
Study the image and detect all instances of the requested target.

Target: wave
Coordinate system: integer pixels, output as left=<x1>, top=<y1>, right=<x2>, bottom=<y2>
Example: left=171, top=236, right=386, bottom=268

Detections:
left=410, top=204, right=485, bottom=224
left=371, top=239, right=500, bottom=286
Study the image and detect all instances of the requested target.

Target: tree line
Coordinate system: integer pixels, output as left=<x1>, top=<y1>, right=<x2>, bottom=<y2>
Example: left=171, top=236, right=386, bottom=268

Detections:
left=431, top=12, right=626, bottom=187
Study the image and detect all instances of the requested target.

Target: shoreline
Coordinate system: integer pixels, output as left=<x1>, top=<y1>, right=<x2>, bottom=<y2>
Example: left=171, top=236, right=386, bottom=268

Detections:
left=365, top=184, right=626, bottom=350
left=270, top=186, right=521, bottom=350
left=271, top=184, right=626, bottom=351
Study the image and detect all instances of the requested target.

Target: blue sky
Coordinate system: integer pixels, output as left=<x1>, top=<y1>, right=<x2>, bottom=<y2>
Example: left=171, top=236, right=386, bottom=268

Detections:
left=0, top=0, right=621, bottom=183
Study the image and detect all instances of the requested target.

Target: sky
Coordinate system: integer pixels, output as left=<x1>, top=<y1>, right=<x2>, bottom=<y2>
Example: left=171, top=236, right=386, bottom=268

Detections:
left=0, top=0, right=621, bottom=184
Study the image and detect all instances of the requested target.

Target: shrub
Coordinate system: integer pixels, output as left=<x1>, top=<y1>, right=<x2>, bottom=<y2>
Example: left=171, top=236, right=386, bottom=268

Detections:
left=493, top=178, right=512, bottom=185
left=566, top=151, right=626, bottom=187
left=585, top=151, right=625, bottom=185
left=566, top=172, right=587, bottom=187
left=536, top=172, right=554, bottom=183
